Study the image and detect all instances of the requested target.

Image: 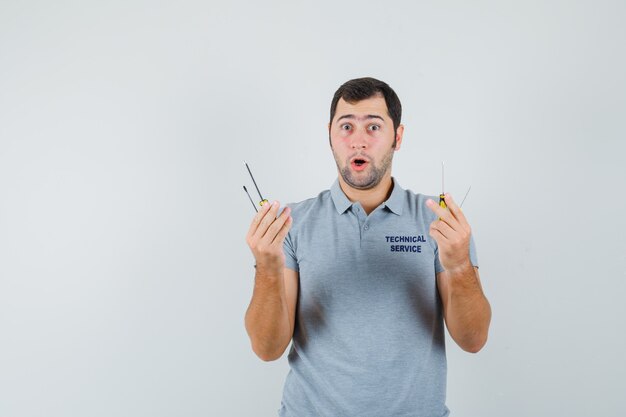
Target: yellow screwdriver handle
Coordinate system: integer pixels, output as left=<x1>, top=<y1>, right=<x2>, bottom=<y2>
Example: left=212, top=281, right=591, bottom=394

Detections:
left=438, top=194, right=447, bottom=220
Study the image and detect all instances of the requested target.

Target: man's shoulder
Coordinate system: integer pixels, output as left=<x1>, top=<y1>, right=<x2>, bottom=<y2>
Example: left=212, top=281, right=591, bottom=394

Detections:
left=406, top=190, right=438, bottom=210
left=392, top=181, right=438, bottom=216
left=286, top=189, right=333, bottom=213
left=283, top=189, right=336, bottom=238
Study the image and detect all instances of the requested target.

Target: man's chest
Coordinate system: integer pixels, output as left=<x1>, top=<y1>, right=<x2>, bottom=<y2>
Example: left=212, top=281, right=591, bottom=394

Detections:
left=294, top=213, right=439, bottom=302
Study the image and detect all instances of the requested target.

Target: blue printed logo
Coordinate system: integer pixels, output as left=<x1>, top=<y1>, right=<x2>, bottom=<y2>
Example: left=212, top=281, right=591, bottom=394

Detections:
left=386, top=235, right=425, bottom=253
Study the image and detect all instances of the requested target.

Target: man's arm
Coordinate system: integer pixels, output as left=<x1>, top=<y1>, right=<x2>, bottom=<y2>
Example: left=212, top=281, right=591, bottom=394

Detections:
left=426, top=194, right=492, bottom=353
left=245, top=267, right=299, bottom=361
left=244, top=201, right=298, bottom=361
left=436, top=265, right=491, bottom=353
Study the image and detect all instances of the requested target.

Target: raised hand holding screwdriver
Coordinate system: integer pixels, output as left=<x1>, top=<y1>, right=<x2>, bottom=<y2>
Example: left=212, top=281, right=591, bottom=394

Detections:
left=246, top=200, right=292, bottom=273
left=426, top=193, right=472, bottom=273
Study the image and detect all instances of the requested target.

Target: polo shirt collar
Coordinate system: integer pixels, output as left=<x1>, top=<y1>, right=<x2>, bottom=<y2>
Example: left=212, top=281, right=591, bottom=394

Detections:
left=330, top=179, right=352, bottom=214
left=384, top=177, right=405, bottom=215
left=330, top=177, right=405, bottom=215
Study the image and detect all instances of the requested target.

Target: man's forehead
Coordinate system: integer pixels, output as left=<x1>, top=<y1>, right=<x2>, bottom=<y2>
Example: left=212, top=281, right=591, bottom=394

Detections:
left=335, top=95, right=390, bottom=120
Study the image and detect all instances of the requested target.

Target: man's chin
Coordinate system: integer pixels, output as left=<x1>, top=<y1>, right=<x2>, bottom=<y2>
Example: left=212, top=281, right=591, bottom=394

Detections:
left=353, top=184, right=377, bottom=190
left=341, top=172, right=380, bottom=190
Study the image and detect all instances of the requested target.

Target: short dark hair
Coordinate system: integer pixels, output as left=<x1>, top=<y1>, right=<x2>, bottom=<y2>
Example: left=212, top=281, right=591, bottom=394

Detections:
left=330, top=77, right=402, bottom=135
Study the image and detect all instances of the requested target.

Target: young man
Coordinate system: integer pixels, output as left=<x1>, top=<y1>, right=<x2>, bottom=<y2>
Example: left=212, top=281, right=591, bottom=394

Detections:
left=245, top=77, right=491, bottom=417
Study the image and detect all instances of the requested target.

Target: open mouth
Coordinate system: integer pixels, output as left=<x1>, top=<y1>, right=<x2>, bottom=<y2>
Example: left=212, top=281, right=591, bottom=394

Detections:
left=350, top=157, right=369, bottom=171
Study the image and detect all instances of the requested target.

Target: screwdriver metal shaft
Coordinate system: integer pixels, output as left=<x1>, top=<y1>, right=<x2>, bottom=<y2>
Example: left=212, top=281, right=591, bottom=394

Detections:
left=460, top=185, right=472, bottom=208
left=243, top=186, right=258, bottom=212
left=244, top=161, right=269, bottom=208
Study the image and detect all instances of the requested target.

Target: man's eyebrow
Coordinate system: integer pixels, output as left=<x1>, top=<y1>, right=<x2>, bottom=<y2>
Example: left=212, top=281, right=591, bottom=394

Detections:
left=336, top=114, right=385, bottom=122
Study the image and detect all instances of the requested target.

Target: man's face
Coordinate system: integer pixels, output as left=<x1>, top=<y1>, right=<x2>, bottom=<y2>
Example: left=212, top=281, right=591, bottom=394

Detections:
left=329, top=95, right=403, bottom=190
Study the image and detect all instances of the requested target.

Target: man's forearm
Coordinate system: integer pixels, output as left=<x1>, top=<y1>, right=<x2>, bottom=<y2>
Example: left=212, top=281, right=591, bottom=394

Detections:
left=245, top=268, right=292, bottom=361
left=443, top=265, right=491, bottom=353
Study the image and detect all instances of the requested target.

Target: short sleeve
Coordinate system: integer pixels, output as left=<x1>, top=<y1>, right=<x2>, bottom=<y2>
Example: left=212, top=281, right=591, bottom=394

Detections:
left=434, top=233, right=479, bottom=274
left=283, top=230, right=299, bottom=272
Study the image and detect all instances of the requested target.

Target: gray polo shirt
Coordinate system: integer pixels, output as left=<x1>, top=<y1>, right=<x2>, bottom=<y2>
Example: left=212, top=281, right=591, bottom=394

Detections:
left=279, top=177, right=478, bottom=417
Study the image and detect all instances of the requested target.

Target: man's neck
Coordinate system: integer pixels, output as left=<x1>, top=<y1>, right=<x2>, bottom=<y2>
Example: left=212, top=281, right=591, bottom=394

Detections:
left=337, top=174, right=394, bottom=215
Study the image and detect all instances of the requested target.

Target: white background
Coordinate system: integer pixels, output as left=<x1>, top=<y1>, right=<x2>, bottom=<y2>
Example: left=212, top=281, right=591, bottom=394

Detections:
left=1, top=1, right=625, bottom=416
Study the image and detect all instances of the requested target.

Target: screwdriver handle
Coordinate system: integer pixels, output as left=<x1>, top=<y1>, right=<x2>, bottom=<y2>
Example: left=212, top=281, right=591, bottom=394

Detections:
left=438, top=193, right=447, bottom=220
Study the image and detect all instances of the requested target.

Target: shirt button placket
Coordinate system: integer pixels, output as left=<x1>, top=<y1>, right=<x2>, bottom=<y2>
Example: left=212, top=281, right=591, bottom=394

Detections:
left=353, top=205, right=366, bottom=246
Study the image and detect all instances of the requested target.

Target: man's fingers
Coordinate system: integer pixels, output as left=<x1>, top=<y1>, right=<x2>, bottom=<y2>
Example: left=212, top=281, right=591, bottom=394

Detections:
left=272, top=214, right=293, bottom=246
left=425, top=198, right=459, bottom=230
left=247, top=200, right=272, bottom=237
left=430, top=218, right=454, bottom=240
left=429, top=226, right=445, bottom=243
left=264, top=206, right=291, bottom=241
left=443, top=193, right=469, bottom=230
left=252, top=201, right=281, bottom=240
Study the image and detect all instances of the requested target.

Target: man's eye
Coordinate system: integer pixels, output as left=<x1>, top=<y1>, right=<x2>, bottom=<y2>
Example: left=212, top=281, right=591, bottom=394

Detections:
left=368, top=125, right=380, bottom=131
left=341, top=124, right=351, bottom=130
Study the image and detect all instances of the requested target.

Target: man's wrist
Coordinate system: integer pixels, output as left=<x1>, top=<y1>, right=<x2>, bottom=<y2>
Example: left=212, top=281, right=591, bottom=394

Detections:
left=254, top=263, right=284, bottom=280
left=445, top=263, right=481, bottom=296
left=445, top=259, right=475, bottom=278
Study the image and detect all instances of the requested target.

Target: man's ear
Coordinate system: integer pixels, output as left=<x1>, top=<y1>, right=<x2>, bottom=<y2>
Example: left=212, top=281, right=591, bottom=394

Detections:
left=328, top=122, right=332, bottom=148
left=394, top=124, right=405, bottom=150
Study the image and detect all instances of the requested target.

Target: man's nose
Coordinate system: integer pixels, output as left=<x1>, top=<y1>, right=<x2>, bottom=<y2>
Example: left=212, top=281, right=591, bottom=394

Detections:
left=349, top=129, right=368, bottom=149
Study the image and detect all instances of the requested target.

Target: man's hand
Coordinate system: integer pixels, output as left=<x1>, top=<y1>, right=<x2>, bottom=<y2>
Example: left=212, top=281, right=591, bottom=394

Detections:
left=426, top=193, right=491, bottom=352
left=426, top=193, right=472, bottom=273
left=246, top=201, right=292, bottom=274
left=245, top=201, right=297, bottom=361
